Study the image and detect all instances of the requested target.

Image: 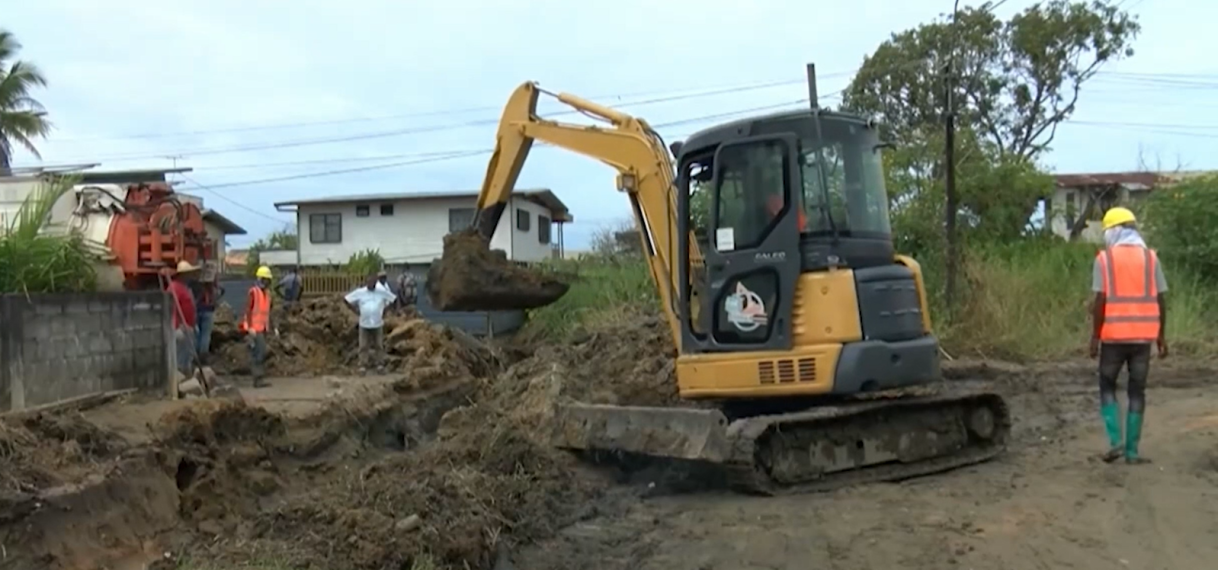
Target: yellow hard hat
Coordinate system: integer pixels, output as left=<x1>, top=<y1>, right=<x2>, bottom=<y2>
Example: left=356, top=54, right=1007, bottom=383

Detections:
left=1102, top=207, right=1136, bottom=230
left=255, top=265, right=273, bottom=279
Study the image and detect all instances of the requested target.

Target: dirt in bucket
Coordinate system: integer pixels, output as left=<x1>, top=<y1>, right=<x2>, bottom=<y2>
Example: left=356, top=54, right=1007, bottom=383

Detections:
left=427, top=229, right=570, bottom=311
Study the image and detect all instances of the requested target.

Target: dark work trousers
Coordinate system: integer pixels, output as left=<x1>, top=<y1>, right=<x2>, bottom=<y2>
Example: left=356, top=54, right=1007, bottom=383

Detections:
left=1098, top=342, right=1151, bottom=413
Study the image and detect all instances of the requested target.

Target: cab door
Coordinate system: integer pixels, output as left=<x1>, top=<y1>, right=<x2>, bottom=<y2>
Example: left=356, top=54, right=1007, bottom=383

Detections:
left=700, top=134, right=802, bottom=352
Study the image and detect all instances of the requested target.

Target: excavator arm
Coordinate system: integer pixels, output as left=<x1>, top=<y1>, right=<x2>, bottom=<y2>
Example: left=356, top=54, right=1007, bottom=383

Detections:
left=446, top=81, right=699, bottom=341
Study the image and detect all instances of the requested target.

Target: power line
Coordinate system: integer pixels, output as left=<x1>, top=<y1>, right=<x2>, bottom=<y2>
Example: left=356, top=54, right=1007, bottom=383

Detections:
left=40, top=79, right=812, bottom=163
left=195, top=96, right=837, bottom=173
left=1070, top=119, right=1218, bottom=131
left=1066, top=121, right=1218, bottom=139
left=190, top=99, right=814, bottom=191
left=199, top=150, right=491, bottom=190
left=49, top=75, right=846, bottom=143
left=178, top=174, right=293, bottom=224
left=26, top=82, right=829, bottom=166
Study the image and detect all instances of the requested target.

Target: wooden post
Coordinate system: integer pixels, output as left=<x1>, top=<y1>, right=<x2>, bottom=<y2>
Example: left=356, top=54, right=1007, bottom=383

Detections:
left=162, top=290, right=179, bottom=400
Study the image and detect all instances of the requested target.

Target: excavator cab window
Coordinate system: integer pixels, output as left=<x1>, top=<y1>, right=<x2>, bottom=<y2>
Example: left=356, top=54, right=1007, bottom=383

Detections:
left=798, top=122, right=891, bottom=237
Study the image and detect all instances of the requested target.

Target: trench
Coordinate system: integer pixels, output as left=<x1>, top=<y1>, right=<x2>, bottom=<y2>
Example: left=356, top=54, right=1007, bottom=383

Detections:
left=0, top=378, right=480, bottom=570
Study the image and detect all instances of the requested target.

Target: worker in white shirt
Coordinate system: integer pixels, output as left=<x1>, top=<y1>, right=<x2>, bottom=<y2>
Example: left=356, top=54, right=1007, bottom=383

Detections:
left=344, top=273, right=397, bottom=373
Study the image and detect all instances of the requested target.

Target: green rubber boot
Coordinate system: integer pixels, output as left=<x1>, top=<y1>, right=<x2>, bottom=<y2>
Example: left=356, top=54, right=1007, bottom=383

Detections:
left=1100, top=402, right=1124, bottom=462
left=1125, top=412, right=1151, bottom=465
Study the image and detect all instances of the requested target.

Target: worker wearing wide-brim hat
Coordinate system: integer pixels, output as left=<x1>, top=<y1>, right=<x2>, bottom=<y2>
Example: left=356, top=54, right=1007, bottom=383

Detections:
left=169, top=260, right=201, bottom=375
left=1089, top=207, right=1168, bottom=465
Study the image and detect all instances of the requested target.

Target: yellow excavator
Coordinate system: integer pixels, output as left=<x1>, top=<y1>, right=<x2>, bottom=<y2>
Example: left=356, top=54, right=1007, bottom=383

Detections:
left=429, top=65, right=1011, bottom=495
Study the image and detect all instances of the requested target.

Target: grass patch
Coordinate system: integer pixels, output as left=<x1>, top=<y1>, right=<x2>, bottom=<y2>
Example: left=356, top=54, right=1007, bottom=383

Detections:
left=940, top=240, right=1218, bottom=360
left=526, top=241, right=1218, bottom=361
left=524, top=255, right=657, bottom=340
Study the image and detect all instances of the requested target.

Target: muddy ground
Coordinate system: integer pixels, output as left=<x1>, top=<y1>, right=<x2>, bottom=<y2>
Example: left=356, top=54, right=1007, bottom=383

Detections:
left=511, top=360, right=1218, bottom=570
left=1, top=308, right=1216, bottom=570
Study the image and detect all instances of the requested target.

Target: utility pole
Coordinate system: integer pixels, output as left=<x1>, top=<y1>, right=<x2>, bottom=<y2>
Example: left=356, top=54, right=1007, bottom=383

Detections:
left=943, top=0, right=962, bottom=312
left=943, top=60, right=959, bottom=311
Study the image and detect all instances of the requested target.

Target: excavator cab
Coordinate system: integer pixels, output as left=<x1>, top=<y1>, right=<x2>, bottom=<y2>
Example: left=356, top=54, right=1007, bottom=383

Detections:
left=667, top=106, right=943, bottom=404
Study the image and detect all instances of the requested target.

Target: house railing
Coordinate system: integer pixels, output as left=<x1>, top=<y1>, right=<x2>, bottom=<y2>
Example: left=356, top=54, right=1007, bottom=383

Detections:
left=301, top=270, right=365, bottom=297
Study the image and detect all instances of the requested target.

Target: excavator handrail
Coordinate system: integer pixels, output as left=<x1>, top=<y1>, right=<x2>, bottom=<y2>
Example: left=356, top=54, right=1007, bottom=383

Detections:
left=468, top=81, right=701, bottom=344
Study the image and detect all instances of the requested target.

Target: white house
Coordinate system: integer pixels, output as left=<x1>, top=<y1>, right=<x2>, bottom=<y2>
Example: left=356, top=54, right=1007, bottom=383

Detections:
left=1047, top=171, right=1211, bottom=242
left=272, top=188, right=572, bottom=267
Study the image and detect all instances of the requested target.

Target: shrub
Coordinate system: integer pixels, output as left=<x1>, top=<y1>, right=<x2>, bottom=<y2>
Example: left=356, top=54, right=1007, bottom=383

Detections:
left=0, top=176, right=98, bottom=294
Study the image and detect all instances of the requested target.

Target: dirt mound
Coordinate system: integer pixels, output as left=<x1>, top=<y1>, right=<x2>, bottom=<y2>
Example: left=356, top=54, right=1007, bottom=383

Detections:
left=0, top=412, right=128, bottom=497
left=427, top=229, right=570, bottom=311
left=499, top=310, right=680, bottom=416
left=211, top=296, right=423, bottom=377
left=242, top=406, right=602, bottom=570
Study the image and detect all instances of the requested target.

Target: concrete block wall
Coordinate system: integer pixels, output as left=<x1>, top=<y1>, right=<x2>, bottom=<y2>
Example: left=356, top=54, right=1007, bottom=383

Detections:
left=0, top=292, right=172, bottom=412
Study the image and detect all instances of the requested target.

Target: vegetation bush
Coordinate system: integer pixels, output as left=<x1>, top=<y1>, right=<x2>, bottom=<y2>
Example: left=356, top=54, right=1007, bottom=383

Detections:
left=1141, top=174, right=1218, bottom=281
left=0, top=176, right=98, bottom=294
left=524, top=236, right=1218, bottom=361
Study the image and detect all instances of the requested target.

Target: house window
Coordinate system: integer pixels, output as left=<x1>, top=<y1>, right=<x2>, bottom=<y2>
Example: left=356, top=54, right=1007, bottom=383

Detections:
left=516, top=208, right=531, bottom=232
left=448, top=207, right=475, bottom=232
left=309, top=213, right=342, bottom=243
left=538, top=215, right=551, bottom=244
left=355, top=204, right=371, bottom=217
left=1064, top=191, right=1076, bottom=229
left=380, top=204, right=394, bottom=216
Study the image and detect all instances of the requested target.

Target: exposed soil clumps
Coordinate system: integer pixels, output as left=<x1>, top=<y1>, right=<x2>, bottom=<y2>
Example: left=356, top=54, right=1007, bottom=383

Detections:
left=0, top=413, right=127, bottom=497
left=210, top=297, right=423, bottom=377
left=427, top=229, right=570, bottom=311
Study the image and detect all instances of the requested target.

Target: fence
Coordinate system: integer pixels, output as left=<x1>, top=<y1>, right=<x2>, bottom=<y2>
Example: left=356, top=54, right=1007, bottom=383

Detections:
left=0, top=292, right=173, bottom=413
left=217, top=268, right=525, bottom=337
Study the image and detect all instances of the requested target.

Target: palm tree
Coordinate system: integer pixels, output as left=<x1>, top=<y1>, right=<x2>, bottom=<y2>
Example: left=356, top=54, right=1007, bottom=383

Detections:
left=0, top=29, right=52, bottom=175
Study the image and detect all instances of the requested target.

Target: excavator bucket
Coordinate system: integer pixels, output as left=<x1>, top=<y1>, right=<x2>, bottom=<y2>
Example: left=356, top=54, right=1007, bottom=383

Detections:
left=427, top=229, right=571, bottom=311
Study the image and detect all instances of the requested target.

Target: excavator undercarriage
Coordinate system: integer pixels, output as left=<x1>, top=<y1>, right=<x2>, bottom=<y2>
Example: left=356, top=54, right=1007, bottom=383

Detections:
left=552, top=387, right=1010, bottom=495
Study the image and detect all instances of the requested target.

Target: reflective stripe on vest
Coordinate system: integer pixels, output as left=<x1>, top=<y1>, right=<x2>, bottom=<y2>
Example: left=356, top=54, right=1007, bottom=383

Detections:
left=1097, top=245, right=1161, bottom=342
left=244, top=287, right=271, bottom=333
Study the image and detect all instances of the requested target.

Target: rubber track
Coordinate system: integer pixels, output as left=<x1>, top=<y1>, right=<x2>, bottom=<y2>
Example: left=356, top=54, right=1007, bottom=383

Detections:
left=724, top=391, right=1012, bottom=496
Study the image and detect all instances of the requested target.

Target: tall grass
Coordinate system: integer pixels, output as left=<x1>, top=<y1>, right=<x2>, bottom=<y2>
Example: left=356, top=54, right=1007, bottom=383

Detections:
left=0, top=176, right=97, bottom=294
left=526, top=255, right=657, bottom=339
left=523, top=240, right=1218, bottom=360
left=941, top=240, right=1217, bottom=360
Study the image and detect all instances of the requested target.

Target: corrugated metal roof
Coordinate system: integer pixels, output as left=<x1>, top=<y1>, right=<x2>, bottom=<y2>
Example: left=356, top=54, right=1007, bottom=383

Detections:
left=1054, top=172, right=1164, bottom=189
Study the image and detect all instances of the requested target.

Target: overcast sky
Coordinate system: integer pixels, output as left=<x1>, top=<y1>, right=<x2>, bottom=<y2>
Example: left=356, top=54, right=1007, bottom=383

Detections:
left=4, top=0, right=1214, bottom=249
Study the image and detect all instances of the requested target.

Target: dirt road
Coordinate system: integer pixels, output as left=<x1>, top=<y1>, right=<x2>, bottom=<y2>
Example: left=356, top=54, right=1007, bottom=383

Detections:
left=514, top=363, right=1218, bottom=570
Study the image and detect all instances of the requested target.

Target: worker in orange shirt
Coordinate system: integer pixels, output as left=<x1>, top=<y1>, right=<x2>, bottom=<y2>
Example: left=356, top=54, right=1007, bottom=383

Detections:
left=1088, top=207, right=1168, bottom=465
left=766, top=194, right=808, bottom=232
left=240, top=265, right=278, bottom=388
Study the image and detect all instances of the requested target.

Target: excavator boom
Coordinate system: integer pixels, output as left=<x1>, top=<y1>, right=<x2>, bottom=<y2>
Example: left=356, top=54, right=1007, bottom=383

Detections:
left=427, top=82, right=691, bottom=342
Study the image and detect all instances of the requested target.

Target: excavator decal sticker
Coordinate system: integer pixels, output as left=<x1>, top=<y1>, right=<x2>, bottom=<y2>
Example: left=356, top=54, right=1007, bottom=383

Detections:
left=724, top=282, right=768, bottom=332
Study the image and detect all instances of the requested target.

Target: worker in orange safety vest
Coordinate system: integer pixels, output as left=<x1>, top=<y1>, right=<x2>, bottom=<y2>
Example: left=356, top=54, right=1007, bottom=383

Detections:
left=240, top=265, right=278, bottom=388
left=1088, top=207, right=1168, bottom=465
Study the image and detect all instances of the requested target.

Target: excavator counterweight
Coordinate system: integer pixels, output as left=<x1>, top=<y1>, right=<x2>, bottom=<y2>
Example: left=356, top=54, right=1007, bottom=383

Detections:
left=426, top=67, right=1012, bottom=494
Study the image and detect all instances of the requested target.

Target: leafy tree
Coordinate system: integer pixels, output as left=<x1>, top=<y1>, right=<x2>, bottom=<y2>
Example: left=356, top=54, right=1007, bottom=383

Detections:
left=344, top=248, right=384, bottom=277
left=886, top=129, right=1053, bottom=258
left=844, top=0, right=1139, bottom=161
left=1141, top=174, right=1218, bottom=280
left=0, top=29, right=52, bottom=174
left=246, top=227, right=298, bottom=275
